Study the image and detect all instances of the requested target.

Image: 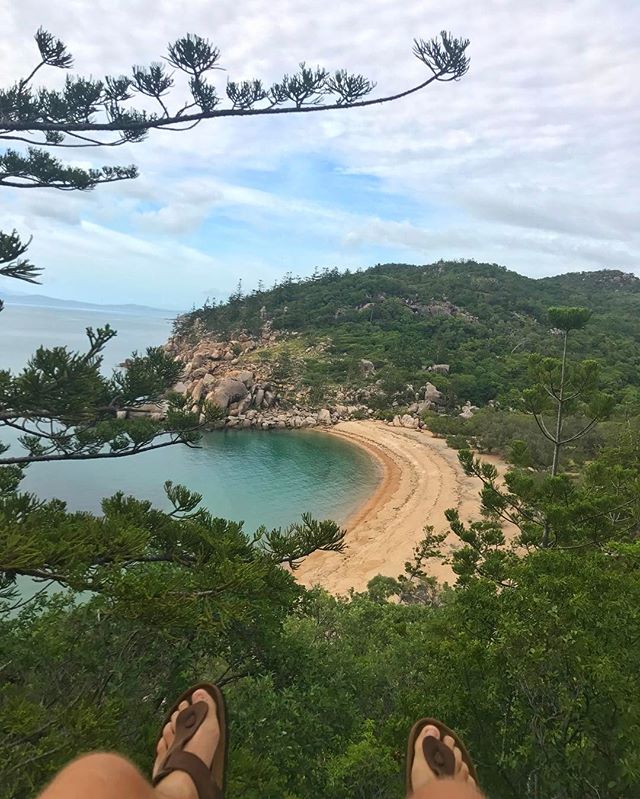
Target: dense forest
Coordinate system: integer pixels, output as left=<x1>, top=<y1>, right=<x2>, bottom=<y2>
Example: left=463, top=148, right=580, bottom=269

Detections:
left=177, top=261, right=640, bottom=409
left=4, top=262, right=639, bottom=798
left=5, top=19, right=637, bottom=799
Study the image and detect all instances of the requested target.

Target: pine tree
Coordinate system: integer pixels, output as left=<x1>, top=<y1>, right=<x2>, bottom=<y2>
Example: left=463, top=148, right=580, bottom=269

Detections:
left=0, top=26, right=470, bottom=467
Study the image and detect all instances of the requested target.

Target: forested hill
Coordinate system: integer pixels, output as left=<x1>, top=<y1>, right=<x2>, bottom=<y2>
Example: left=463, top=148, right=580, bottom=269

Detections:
left=176, top=261, right=640, bottom=407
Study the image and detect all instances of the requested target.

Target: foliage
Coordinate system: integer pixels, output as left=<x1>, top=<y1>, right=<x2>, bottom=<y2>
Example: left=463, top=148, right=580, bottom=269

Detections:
left=180, top=262, right=640, bottom=411
left=0, top=327, right=207, bottom=470
left=5, top=531, right=639, bottom=799
left=2, top=28, right=469, bottom=151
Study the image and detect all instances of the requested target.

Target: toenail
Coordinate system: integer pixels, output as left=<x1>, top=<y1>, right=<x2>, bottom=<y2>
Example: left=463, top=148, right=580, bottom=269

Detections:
left=424, top=725, right=439, bottom=738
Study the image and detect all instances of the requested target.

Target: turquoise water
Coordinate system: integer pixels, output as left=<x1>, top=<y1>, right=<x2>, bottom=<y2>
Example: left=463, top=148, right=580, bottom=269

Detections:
left=1, top=304, right=379, bottom=530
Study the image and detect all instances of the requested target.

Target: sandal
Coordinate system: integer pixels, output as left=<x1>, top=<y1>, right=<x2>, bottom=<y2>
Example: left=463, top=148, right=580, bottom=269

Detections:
left=406, top=717, right=477, bottom=794
left=152, top=682, right=228, bottom=799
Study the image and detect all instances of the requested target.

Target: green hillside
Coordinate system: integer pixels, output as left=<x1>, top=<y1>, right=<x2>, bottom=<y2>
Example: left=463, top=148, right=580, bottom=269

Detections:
left=177, top=261, right=640, bottom=407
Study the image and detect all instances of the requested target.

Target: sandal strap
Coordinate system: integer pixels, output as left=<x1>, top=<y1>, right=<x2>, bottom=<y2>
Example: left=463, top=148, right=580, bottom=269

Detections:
left=423, top=736, right=456, bottom=776
left=153, top=701, right=221, bottom=799
left=154, top=751, right=220, bottom=799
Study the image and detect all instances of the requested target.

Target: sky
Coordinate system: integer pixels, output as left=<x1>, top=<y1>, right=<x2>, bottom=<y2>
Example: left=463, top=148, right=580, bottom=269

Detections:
left=1, top=0, right=638, bottom=310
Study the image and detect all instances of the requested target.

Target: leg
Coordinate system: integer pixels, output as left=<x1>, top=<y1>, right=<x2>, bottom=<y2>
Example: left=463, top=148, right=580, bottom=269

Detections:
left=38, top=753, right=155, bottom=799
left=412, top=779, right=485, bottom=799
left=37, top=688, right=221, bottom=799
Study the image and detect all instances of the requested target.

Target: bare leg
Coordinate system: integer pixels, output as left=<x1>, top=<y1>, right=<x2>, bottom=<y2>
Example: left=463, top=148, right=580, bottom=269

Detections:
left=37, top=688, right=220, bottom=799
left=37, top=753, right=155, bottom=799
left=412, top=779, right=485, bottom=799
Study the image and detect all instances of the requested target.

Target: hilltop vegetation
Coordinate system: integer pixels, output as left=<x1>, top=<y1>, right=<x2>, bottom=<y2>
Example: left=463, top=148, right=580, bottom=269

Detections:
left=3, top=261, right=640, bottom=799
left=177, top=261, right=640, bottom=409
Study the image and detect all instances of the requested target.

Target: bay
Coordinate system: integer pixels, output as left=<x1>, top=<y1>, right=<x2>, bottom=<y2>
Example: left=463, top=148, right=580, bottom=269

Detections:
left=1, top=303, right=379, bottom=531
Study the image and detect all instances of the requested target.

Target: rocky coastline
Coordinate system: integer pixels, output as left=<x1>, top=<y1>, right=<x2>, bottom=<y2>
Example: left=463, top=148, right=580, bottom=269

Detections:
left=119, top=325, right=478, bottom=431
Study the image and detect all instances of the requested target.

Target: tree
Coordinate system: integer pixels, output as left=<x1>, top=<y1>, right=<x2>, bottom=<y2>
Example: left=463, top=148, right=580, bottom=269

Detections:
left=523, top=307, right=613, bottom=477
left=2, top=29, right=470, bottom=154
left=0, top=489, right=347, bottom=798
left=1, top=27, right=471, bottom=468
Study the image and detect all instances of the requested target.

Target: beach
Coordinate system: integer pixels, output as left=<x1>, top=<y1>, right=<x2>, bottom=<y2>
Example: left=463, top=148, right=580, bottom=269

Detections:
left=295, top=420, right=506, bottom=594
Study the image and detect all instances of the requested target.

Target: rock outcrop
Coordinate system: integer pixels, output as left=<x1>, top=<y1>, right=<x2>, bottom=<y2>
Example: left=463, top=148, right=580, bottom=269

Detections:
left=116, top=327, right=475, bottom=433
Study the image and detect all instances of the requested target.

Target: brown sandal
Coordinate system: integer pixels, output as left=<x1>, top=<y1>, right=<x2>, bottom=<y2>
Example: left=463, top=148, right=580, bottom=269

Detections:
left=152, top=682, right=228, bottom=799
left=406, top=717, right=477, bottom=794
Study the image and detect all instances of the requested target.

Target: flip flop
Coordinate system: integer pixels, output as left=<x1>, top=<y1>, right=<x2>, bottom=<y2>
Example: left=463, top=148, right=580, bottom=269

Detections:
left=152, top=682, right=228, bottom=799
left=406, top=717, right=478, bottom=794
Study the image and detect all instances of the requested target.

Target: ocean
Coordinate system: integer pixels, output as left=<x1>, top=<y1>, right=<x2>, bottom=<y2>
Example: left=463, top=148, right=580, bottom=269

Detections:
left=0, top=303, right=379, bottom=532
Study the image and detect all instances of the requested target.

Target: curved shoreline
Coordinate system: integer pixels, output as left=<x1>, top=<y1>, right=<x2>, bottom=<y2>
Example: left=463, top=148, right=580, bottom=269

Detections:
left=337, top=427, right=400, bottom=533
left=295, top=420, right=506, bottom=595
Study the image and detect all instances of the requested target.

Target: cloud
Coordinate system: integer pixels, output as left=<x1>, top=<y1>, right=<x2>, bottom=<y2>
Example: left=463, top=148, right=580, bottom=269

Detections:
left=0, top=0, right=638, bottom=305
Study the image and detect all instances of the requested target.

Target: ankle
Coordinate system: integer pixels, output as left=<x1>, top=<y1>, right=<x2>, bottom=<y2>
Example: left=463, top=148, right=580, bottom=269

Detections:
left=154, top=771, right=197, bottom=799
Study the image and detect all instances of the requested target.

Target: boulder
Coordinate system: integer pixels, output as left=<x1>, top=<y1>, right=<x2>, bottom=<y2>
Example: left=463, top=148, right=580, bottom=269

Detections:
left=263, top=390, right=275, bottom=408
left=237, top=395, right=252, bottom=415
left=429, top=364, right=450, bottom=375
left=424, top=382, right=444, bottom=404
left=407, top=402, right=419, bottom=414
left=172, top=381, right=188, bottom=395
left=231, top=370, right=254, bottom=388
left=253, top=387, right=265, bottom=407
left=202, top=372, right=217, bottom=388
left=459, top=401, right=478, bottom=420
left=190, top=380, right=205, bottom=403
left=131, top=401, right=167, bottom=414
left=304, top=416, right=317, bottom=427
left=401, top=414, right=419, bottom=429
left=317, top=408, right=332, bottom=425
left=392, top=415, right=401, bottom=427
left=359, top=359, right=375, bottom=376
left=211, top=377, right=249, bottom=409
left=116, top=410, right=128, bottom=420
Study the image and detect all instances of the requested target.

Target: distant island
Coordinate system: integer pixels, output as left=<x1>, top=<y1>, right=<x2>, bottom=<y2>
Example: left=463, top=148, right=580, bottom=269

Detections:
left=3, top=289, right=178, bottom=317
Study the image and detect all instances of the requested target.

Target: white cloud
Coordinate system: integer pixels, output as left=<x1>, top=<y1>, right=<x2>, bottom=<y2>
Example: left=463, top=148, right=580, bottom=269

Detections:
left=0, top=0, right=638, bottom=305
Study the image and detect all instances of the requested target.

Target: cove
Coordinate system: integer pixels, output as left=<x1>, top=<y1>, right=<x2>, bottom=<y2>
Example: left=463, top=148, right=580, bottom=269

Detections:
left=20, top=428, right=381, bottom=532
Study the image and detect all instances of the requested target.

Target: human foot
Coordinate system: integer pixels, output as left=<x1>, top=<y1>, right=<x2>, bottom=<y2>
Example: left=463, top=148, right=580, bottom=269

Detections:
left=153, top=688, right=222, bottom=799
left=409, top=723, right=478, bottom=796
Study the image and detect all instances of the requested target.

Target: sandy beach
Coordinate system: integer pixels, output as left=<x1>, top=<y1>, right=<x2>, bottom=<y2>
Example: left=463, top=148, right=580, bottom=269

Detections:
left=295, top=420, right=505, bottom=594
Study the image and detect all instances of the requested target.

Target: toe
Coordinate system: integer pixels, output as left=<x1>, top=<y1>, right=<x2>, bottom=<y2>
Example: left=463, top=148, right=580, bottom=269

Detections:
left=191, top=688, right=211, bottom=705
left=410, top=724, right=440, bottom=793
left=450, top=740, right=463, bottom=775
left=185, top=689, right=220, bottom=762
left=162, top=721, right=173, bottom=749
left=417, top=724, right=440, bottom=747
left=153, top=736, right=168, bottom=780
